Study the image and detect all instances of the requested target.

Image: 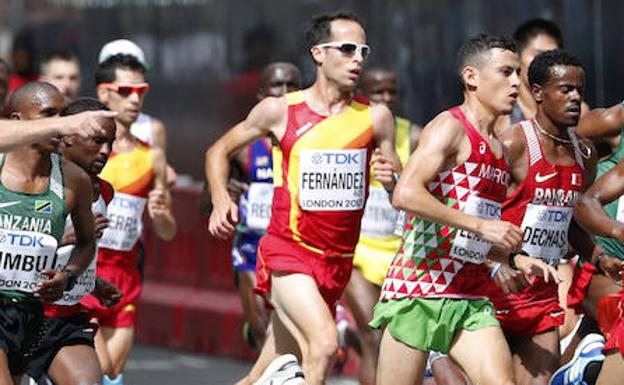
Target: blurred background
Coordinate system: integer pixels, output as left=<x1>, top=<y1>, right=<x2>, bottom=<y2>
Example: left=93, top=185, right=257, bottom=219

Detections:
left=1, top=0, right=622, bottom=382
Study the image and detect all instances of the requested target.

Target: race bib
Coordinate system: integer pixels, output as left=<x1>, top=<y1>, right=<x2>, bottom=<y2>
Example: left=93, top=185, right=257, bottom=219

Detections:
left=53, top=245, right=97, bottom=305
left=616, top=195, right=624, bottom=223
left=394, top=210, right=408, bottom=237
left=299, top=149, right=367, bottom=211
left=450, top=195, right=501, bottom=264
left=0, top=229, right=58, bottom=292
left=520, top=204, right=572, bottom=265
left=246, top=182, right=273, bottom=231
left=360, top=187, right=399, bottom=237
left=99, top=193, right=146, bottom=251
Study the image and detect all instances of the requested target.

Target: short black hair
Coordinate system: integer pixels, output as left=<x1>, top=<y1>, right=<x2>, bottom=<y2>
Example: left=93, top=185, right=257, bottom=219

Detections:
left=528, top=49, right=583, bottom=87
left=95, top=53, right=146, bottom=85
left=456, top=34, right=517, bottom=86
left=306, top=10, right=364, bottom=48
left=61, top=97, right=109, bottom=116
left=513, top=18, right=563, bottom=52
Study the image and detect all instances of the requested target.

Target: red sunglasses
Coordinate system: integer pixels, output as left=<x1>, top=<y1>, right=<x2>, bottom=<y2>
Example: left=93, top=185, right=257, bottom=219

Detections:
left=100, top=82, right=150, bottom=97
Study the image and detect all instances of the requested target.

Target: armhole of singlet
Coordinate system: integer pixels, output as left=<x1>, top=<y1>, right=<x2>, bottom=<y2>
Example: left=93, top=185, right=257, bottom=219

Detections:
left=520, top=120, right=543, bottom=167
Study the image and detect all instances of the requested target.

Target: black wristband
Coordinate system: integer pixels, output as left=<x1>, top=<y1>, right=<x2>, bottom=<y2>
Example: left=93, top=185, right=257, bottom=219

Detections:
left=61, top=268, right=79, bottom=292
left=509, top=250, right=528, bottom=270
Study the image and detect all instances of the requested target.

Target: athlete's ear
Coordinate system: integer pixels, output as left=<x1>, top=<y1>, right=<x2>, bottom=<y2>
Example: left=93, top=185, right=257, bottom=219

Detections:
left=531, top=83, right=543, bottom=104
left=96, top=85, right=109, bottom=104
left=310, top=45, right=324, bottom=66
left=462, top=66, right=478, bottom=90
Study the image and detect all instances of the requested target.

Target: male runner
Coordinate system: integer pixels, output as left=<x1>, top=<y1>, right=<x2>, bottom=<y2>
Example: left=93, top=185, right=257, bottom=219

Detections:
left=98, top=39, right=177, bottom=186
left=370, top=34, right=558, bottom=385
left=342, top=67, right=421, bottom=385
left=40, top=52, right=81, bottom=101
left=572, top=148, right=624, bottom=384
left=26, top=97, right=121, bottom=385
left=206, top=11, right=400, bottom=385
left=484, top=50, right=597, bottom=385
left=0, top=82, right=96, bottom=384
left=81, top=53, right=177, bottom=385
left=225, top=62, right=301, bottom=349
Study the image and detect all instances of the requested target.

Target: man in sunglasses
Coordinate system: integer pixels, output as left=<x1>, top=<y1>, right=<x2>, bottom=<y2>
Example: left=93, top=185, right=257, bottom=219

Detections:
left=82, top=53, right=177, bottom=385
left=206, top=10, right=400, bottom=385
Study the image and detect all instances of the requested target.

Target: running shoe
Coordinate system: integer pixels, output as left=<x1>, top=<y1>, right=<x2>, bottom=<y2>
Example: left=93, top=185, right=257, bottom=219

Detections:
left=549, top=333, right=605, bottom=385
left=253, top=354, right=305, bottom=385
left=332, top=303, right=350, bottom=375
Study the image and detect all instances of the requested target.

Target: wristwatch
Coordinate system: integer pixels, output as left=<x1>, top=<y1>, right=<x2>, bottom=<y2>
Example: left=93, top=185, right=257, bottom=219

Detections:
left=61, top=268, right=79, bottom=292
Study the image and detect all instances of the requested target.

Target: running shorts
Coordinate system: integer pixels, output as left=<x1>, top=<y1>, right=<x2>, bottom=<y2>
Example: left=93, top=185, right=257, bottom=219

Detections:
left=255, top=234, right=353, bottom=316
left=26, top=312, right=96, bottom=381
left=0, top=299, right=44, bottom=375
left=369, top=297, right=499, bottom=354
left=81, top=262, right=141, bottom=328
left=603, top=291, right=624, bottom=357
left=567, top=261, right=597, bottom=315
left=232, top=231, right=262, bottom=272
left=352, top=236, right=399, bottom=287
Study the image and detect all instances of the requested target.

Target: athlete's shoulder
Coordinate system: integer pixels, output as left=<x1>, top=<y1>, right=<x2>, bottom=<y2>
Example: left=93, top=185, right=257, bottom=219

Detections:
left=499, top=121, right=526, bottom=162
left=426, top=109, right=464, bottom=134
left=61, top=158, right=91, bottom=190
left=96, top=177, right=115, bottom=204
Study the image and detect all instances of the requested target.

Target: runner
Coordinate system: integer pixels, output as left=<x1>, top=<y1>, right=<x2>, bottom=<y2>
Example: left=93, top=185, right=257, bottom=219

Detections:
left=484, top=49, right=597, bottom=385
left=39, top=52, right=81, bottom=101
left=225, top=62, right=301, bottom=349
left=342, top=67, right=422, bottom=385
left=572, top=148, right=624, bottom=385
left=370, top=34, right=558, bottom=385
left=0, top=82, right=96, bottom=384
left=81, top=53, right=177, bottom=385
left=26, top=97, right=121, bottom=385
left=206, top=11, right=400, bottom=385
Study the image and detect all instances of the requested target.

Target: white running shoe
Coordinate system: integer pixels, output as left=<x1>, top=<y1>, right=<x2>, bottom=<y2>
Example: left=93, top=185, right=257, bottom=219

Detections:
left=253, top=354, right=305, bottom=385
left=549, top=333, right=605, bottom=385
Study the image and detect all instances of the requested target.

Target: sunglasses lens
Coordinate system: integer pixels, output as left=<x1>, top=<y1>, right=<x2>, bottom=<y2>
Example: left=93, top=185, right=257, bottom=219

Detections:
left=339, top=43, right=358, bottom=55
left=361, top=46, right=370, bottom=59
left=117, top=87, right=133, bottom=97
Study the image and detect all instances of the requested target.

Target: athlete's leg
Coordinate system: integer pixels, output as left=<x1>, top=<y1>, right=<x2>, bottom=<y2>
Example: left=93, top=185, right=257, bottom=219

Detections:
left=582, top=274, right=621, bottom=320
left=237, top=270, right=269, bottom=348
left=100, top=327, right=134, bottom=377
left=343, top=267, right=381, bottom=385
left=596, top=353, right=624, bottom=385
left=94, top=327, right=113, bottom=376
left=376, top=327, right=428, bottom=385
left=431, top=356, right=470, bottom=385
left=269, top=272, right=339, bottom=385
left=508, top=329, right=559, bottom=385
left=47, top=345, right=102, bottom=385
left=0, top=350, right=16, bottom=385
left=558, top=263, right=579, bottom=340
left=449, top=326, right=515, bottom=385
left=237, top=311, right=302, bottom=385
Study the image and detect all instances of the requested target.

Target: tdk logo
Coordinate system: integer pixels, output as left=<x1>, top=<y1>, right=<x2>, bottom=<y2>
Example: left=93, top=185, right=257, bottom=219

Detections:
left=537, top=209, right=570, bottom=223
left=312, top=152, right=360, bottom=165
left=476, top=201, right=500, bottom=217
left=7, top=233, right=45, bottom=248
left=111, top=197, right=143, bottom=210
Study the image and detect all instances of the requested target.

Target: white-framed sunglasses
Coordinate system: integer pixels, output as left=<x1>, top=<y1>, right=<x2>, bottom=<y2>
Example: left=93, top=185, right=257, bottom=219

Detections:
left=314, top=41, right=370, bottom=59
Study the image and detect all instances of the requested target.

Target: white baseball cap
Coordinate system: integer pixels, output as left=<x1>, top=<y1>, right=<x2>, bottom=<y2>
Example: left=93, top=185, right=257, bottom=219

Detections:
left=98, top=39, right=148, bottom=68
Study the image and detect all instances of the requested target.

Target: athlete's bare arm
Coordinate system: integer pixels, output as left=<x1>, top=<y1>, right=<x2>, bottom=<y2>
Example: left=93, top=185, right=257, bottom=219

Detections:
left=36, top=161, right=96, bottom=302
left=576, top=104, right=624, bottom=140
left=148, top=147, right=177, bottom=241
left=370, top=104, right=401, bottom=189
left=150, top=117, right=167, bottom=151
left=0, top=111, right=116, bottom=152
left=206, top=96, right=287, bottom=239
left=392, top=111, right=522, bottom=250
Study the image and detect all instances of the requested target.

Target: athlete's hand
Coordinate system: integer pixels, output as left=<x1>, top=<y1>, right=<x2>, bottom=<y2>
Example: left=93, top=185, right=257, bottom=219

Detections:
left=60, top=228, right=77, bottom=247
left=208, top=196, right=238, bottom=239
left=514, top=254, right=561, bottom=284
left=227, top=179, right=249, bottom=203
left=94, top=213, right=109, bottom=239
left=92, top=277, right=122, bottom=307
left=477, top=219, right=523, bottom=251
left=597, top=254, right=624, bottom=282
left=33, top=269, right=70, bottom=303
left=59, top=111, right=117, bottom=139
left=147, top=188, right=171, bottom=219
left=371, top=147, right=396, bottom=191
left=494, top=264, right=531, bottom=294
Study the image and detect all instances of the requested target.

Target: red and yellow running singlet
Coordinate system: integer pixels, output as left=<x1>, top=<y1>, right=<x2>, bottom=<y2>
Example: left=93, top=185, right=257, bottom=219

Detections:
left=268, top=91, right=374, bottom=256
left=98, top=142, right=154, bottom=266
